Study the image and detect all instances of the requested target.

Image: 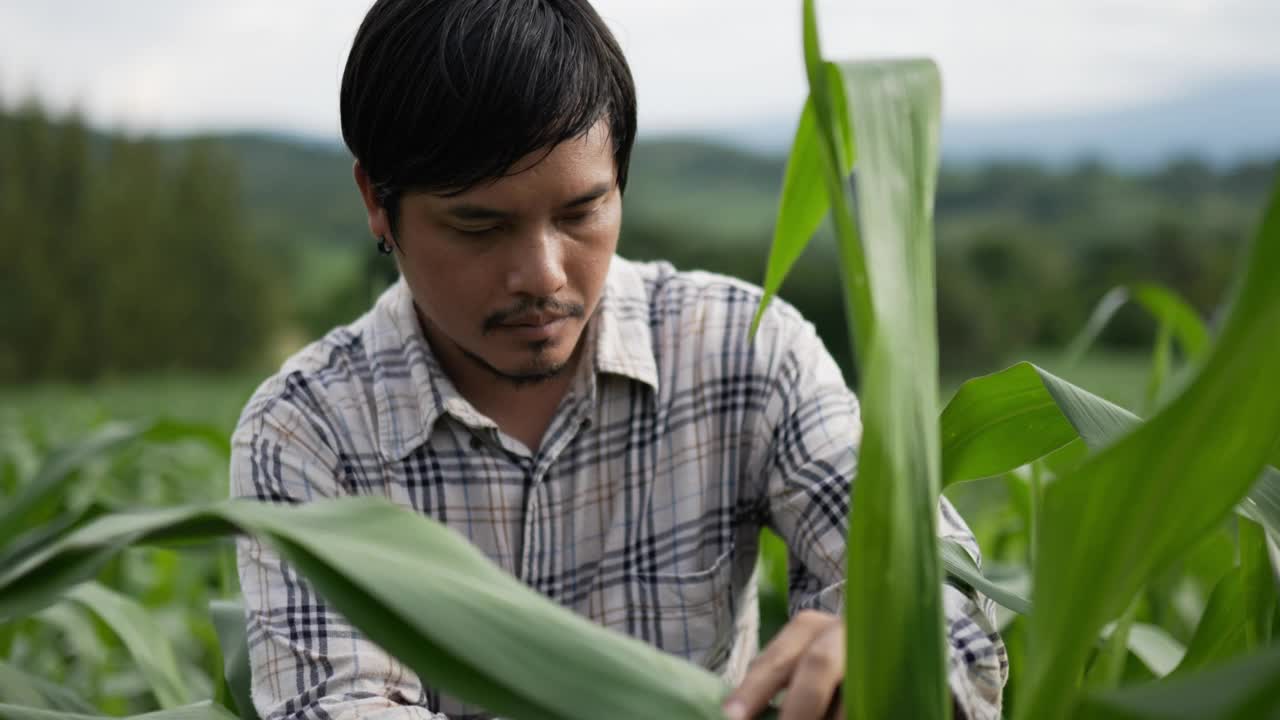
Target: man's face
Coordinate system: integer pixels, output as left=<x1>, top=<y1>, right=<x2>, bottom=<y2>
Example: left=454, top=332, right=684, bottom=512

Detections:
left=361, top=121, right=621, bottom=386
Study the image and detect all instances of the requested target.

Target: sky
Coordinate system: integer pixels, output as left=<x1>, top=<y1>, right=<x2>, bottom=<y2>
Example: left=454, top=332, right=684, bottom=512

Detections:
left=2, top=0, right=1278, bottom=141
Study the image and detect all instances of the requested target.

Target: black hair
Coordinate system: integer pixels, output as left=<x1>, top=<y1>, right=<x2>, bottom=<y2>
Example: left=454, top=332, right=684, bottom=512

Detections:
left=340, top=0, right=637, bottom=235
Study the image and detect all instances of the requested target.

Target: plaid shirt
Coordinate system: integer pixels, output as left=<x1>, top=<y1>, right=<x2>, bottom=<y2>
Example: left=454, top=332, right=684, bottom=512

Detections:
left=232, top=256, right=1007, bottom=720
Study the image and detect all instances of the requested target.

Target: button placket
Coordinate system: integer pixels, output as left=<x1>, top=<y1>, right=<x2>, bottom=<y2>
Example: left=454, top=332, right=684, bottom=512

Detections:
left=517, top=459, right=538, bottom=581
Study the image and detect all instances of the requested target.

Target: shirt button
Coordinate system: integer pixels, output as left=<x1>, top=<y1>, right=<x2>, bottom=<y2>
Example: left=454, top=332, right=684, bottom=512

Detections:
left=469, top=436, right=483, bottom=450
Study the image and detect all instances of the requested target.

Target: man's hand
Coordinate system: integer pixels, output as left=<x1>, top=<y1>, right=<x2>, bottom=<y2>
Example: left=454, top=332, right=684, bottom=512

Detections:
left=722, top=610, right=844, bottom=720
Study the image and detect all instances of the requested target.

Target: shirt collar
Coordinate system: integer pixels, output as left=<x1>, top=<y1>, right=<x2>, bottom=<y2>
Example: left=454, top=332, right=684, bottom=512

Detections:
left=369, top=256, right=659, bottom=462
left=592, top=256, right=660, bottom=392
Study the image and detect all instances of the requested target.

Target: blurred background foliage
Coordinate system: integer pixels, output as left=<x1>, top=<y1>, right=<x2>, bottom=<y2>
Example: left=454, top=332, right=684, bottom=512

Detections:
left=1, top=96, right=1274, bottom=386
left=2, top=88, right=1277, bottom=715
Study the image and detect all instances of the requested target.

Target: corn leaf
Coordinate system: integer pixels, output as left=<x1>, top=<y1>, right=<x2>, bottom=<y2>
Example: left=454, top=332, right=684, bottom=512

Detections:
left=0, top=420, right=230, bottom=551
left=1017, top=173, right=1280, bottom=719
left=1146, top=320, right=1173, bottom=412
left=1087, top=601, right=1140, bottom=690
left=1035, top=370, right=1142, bottom=449
left=0, top=661, right=96, bottom=714
left=941, top=363, right=1087, bottom=486
left=1174, top=568, right=1248, bottom=675
left=0, top=502, right=114, bottom=573
left=942, top=364, right=1280, bottom=544
left=1063, top=287, right=1130, bottom=368
left=65, top=582, right=192, bottom=708
left=940, top=539, right=1031, bottom=615
left=209, top=600, right=258, bottom=720
left=1063, top=284, right=1210, bottom=370
left=939, top=360, right=1144, bottom=487
left=0, top=702, right=239, bottom=720
left=836, top=56, right=948, bottom=720
left=1076, top=644, right=1280, bottom=720
left=1239, top=467, right=1280, bottom=546
left=766, top=6, right=949, bottom=716
left=1239, top=518, right=1277, bottom=648
left=1122, top=624, right=1186, bottom=679
left=753, top=99, right=832, bottom=336
left=796, top=0, right=871, bottom=357
left=0, top=422, right=146, bottom=548
left=0, top=498, right=727, bottom=720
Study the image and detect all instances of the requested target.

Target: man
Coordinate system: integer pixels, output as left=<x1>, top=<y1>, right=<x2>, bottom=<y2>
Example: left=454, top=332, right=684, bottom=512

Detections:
left=231, top=1, right=1007, bottom=718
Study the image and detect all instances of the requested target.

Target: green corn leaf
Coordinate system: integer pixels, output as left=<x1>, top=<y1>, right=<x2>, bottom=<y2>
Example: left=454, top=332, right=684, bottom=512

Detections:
left=1063, top=284, right=1210, bottom=371
left=65, top=582, right=192, bottom=709
left=0, top=702, right=239, bottom=720
left=940, top=539, right=1031, bottom=615
left=1035, top=369, right=1142, bottom=449
left=1239, top=467, right=1280, bottom=546
left=0, top=661, right=97, bottom=714
left=209, top=601, right=259, bottom=720
left=752, top=99, right=826, bottom=338
left=1087, top=600, right=1140, bottom=691
left=0, top=419, right=230, bottom=552
left=1041, top=438, right=1090, bottom=477
left=941, top=363, right=1086, bottom=487
left=1239, top=518, right=1277, bottom=648
left=772, top=7, right=948, bottom=717
left=940, top=361, right=1139, bottom=487
left=1016, top=169, right=1280, bottom=719
left=0, top=502, right=115, bottom=572
left=0, top=421, right=146, bottom=548
left=1123, top=624, right=1186, bottom=679
left=1174, top=568, right=1248, bottom=675
left=751, top=61, right=857, bottom=340
left=1146, top=320, right=1173, bottom=413
left=142, top=419, right=232, bottom=458
left=0, top=498, right=728, bottom=720
left=798, top=0, right=871, bottom=358
left=1075, top=644, right=1280, bottom=720
left=1063, top=287, right=1130, bottom=368
left=1130, top=284, right=1212, bottom=362
left=942, top=364, right=1280, bottom=545
left=836, top=56, right=948, bottom=720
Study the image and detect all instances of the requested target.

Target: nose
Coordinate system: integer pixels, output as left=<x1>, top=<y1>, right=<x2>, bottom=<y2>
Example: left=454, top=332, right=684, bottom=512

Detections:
left=504, top=225, right=568, bottom=299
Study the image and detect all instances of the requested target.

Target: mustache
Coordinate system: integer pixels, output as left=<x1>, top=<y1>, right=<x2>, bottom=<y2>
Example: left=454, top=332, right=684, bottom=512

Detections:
left=482, top=297, right=586, bottom=333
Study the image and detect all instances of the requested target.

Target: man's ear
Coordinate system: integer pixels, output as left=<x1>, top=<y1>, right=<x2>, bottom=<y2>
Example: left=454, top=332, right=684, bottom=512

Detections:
left=353, top=160, right=392, bottom=240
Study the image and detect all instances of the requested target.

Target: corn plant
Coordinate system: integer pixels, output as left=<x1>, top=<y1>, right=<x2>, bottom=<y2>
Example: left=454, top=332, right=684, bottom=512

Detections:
left=3, top=1, right=1280, bottom=719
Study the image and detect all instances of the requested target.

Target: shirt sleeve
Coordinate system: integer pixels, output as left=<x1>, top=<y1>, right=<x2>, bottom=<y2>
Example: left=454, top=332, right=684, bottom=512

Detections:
left=230, top=375, right=450, bottom=720
left=750, top=310, right=1009, bottom=720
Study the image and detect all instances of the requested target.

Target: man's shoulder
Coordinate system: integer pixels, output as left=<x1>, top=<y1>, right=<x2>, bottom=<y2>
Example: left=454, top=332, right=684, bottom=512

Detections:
left=608, top=256, right=822, bottom=394
left=612, top=256, right=807, bottom=331
left=234, top=305, right=378, bottom=440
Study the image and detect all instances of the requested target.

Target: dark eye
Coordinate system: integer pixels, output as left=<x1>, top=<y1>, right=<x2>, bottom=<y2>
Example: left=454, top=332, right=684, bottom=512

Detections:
left=454, top=225, right=498, bottom=236
left=562, top=209, right=596, bottom=224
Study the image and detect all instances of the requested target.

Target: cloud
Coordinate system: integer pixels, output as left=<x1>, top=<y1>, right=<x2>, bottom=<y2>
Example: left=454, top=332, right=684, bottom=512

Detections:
left=2, top=0, right=1277, bottom=138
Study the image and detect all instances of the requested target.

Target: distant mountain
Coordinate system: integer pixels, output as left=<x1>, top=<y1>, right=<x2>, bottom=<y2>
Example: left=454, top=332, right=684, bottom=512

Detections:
left=685, top=72, right=1280, bottom=168
left=198, top=132, right=786, bottom=251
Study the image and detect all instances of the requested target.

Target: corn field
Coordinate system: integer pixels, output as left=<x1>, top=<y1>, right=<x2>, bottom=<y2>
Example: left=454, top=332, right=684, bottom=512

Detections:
left=3, top=2, right=1280, bottom=719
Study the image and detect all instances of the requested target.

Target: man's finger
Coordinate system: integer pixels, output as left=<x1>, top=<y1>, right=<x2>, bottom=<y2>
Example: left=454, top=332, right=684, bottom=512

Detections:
left=723, top=611, right=833, bottom=719
left=779, top=622, right=844, bottom=720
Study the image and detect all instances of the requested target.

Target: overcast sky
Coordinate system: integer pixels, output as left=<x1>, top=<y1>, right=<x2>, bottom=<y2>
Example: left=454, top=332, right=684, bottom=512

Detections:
left=2, top=0, right=1277, bottom=140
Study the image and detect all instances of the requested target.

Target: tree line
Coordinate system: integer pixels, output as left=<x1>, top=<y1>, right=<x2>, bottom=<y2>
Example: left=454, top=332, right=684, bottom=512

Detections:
left=0, top=100, right=279, bottom=382
left=1, top=98, right=1275, bottom=384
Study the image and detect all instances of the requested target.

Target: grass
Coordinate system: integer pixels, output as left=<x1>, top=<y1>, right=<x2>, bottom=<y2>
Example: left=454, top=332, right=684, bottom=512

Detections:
left=1, top=373, right=261, bottom=435
left=0, top=347, right=1153, bottom=443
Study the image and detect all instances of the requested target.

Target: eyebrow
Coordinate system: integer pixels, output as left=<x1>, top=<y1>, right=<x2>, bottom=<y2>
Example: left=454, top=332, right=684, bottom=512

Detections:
left=444, top=182, right=613, bottom=222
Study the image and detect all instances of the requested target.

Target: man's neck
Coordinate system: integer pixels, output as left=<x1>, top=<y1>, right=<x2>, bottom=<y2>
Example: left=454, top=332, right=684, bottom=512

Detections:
left=418, top=315, right=586, bottom=453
